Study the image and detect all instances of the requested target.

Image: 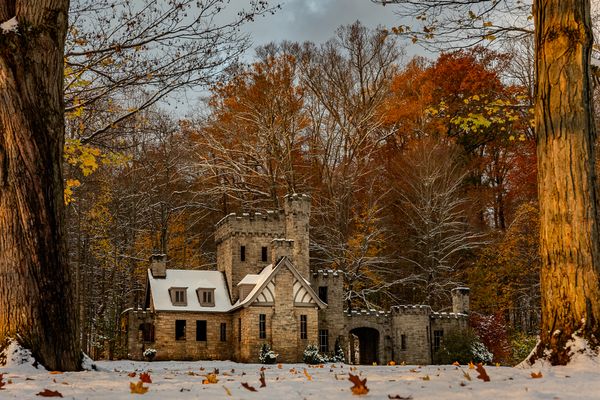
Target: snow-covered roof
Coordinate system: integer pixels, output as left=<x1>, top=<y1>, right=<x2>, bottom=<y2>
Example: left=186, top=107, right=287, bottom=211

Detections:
left=148, top=269, right=232, bottom=312
left=237, top=274, right=261, bottom=286
left=234, top=264, right=275, bottom=307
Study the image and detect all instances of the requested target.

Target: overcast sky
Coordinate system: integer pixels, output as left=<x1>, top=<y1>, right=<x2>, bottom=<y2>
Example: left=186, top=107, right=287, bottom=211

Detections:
left=242, top=0, right=402, bottom=47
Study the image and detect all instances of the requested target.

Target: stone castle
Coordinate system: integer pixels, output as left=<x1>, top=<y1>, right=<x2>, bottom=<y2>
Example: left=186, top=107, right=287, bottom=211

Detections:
left=126, top=194, right=469, bottom=364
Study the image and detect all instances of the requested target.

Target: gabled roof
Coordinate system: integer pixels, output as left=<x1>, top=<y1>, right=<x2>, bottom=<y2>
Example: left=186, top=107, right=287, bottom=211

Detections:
left=233, top=257, right=327, bottom=310
left=147, top=269, right=232, bottom=312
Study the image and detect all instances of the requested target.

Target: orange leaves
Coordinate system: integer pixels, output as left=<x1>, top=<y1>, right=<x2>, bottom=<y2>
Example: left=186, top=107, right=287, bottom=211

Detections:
left=531, top=371, right=543, bottom=379
left=37, top=389, right=63, bottom=397
left=139, top=372, right=152, bottom=384
left=348, top=373, right=369, bottom=395
left=127, top=372, right=137, bottom=378
left=130, top=380, right=149, bottom=394
left=0, top=374, right=5, bottom=390
left=203, top=373, right=219, bottom=384
left=303, top=368, right=312, bottom=381
left=475, top=363, right=490, bottom=382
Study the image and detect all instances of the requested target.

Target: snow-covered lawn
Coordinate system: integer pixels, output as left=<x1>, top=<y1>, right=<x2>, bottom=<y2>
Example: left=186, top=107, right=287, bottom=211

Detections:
left=2, top=350, right=600, bottom=400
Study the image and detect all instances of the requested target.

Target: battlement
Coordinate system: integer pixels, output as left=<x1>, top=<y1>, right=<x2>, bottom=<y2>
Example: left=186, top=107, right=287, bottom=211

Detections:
left=430, top=311, right=468, bottom=320
left=214, top=210, right=285, bottom=243
left=284, top=193, right=311, bottom=215
left=345, top=309, right=391, bottom=318
left=312, top=269, right=343, bottom=278
left=390, top=304, right=432, bottom=315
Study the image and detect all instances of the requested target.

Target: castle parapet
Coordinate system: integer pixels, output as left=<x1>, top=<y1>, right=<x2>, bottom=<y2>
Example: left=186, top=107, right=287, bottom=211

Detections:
left=214, top=210, right=285, bottom=243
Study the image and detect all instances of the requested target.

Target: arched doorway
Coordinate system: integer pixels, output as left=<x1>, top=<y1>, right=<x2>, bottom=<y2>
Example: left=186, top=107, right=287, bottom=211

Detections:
left=349, top=327, right=380, bottom=365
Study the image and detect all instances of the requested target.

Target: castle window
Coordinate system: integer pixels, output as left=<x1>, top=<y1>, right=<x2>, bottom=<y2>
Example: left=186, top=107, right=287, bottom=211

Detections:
left=196, top=288, right=215, bottom=307
left=300, top=315, right=307, bottom=339
left=261, top=246, right=268, bottom=262
left=238, top=318, right=242, bottom=342
left=259, top=314, right=267, bottom=339
left=319, top=329, right=329, bottom=353
left=220, top=322, right=227, bottom=342
left=175, top=320, right=186, bottom=340
left=196, top=320, right=207, bottom=341
left=139, top=323, right=155, bottom=342
left=401, top=334, right=407, bottom=351
left=318, top=286, right=328, bottom=303
left=433, top=330, right=444, bottom=353
left=240, top=245, right=246, bottom=261
left=169, top=287, right=187, bottom=306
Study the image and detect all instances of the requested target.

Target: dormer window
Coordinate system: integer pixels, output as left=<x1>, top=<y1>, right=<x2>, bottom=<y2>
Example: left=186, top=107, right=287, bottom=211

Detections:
left=169, top=287, right=187, bottom=306
left=197, top=288, right=215, bottom=307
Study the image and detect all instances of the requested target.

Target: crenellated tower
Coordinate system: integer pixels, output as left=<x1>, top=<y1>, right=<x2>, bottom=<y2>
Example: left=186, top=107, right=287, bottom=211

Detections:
left=283, top=193, right=311, bottom=279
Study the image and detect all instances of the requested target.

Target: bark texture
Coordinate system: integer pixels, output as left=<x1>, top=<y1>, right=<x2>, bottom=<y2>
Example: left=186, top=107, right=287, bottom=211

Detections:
left=0, top=1, right=80, bottom=370
left=534, top=0, right=600, bottom=364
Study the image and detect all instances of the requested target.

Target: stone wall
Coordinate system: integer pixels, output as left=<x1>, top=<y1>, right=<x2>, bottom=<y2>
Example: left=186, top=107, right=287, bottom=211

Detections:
left=147, top=311, right=233, bottom=361
left=391, top=305, right=433, bottom=365
left=312, top=269, right=345, bottom=357
left=283, top=194, right=311, bottom=279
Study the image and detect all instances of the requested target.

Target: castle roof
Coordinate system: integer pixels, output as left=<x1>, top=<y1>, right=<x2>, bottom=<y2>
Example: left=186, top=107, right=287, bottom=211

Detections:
left=147, top=269, right=232, bottom=312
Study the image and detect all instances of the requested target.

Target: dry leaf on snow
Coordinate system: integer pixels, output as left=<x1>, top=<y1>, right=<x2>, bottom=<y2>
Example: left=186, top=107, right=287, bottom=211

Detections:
left=127, top=372, right=136, bottom=378
left=241, top=382, right=258, bottom=392
left=475, top=364, right=490, bottom=382
left=130, top=381, right=149, bottom=394
left=139, top=372, right=152, bottom=383
left=223, top=385, right=232, bottom=396
left=259, top=371, right=266, bottom=388
left=203, top=373, right=219, bottom=384
left=349, top=373, right=369, bottom=395
left=304, top=368, right=312, bottom=381
left=531, top=372, right=543, bottom=379
left=36, top=389, right=63, bottom=397
left=0, top=374, right=5, bottom=390
left=388, top=395, right=413, bottom=399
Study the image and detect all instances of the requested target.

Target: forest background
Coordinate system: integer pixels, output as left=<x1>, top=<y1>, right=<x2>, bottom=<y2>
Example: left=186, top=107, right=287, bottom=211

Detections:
left=63, top=0, right=552, bottom=365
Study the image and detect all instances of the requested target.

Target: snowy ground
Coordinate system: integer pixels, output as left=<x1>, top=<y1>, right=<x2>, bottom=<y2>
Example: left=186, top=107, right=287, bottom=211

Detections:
left=2, top=348, right=600, bottom=400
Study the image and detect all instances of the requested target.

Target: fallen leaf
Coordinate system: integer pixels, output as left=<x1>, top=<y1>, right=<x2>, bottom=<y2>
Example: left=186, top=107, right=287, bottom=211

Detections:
left=421, top=375, right=430, bottom=381
left=475, top=363, right=490, bottom=382
left=495, top=363, right=501, bottom=367
left=130, top=381, right=149, bottom=394
left=304, top=368, right=312, bottom=381
left=203, top=373, right=219, bottom=384
left=128, top=372, right=137, bottom=378
left=277, top=363, right=283, bottom=369
left=241, top=382, right=257, bottom=392
left=388, top=361, right=396, bottom=366
left=462, top=371, right=472, bottom=381
left=531, top=371, right=543, bottom=379
left=468, top=362, right=475, bottom=369
left=289, top=368, right=297, bottom=374
left=139, top=372, right=152, bottom=384
left=199, top=367, right=205, bottom=371
left=349, top=373, right=369, bottom=395
left=452, top=361, right=460, bottom=366
left=36, top=389, right=63, bottom=397
left=0, top=374, right=5, bottom=390
left=388, top=395, right=412, bottom=399
left=49, top=371, right=63, bottom=375
left=214, top=368, right=220, bottom=374
left=259, top=371, right=266, bottom=388
left=260, top=366, right=266, bottom=371
left=223, top=385, right=232, bottom=396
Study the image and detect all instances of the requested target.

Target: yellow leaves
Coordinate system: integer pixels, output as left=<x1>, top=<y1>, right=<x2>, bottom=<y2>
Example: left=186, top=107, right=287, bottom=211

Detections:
left=468, top=361, right=475, bottom=369
left=203, top=373, right=219, bottom=384
left=303, top=368, right=312, bottom=381
left=64, top=179, right=81, bottom=205
left=130, top=380, right=149, bottom=394
left=348, top=373, right=369, bottom=395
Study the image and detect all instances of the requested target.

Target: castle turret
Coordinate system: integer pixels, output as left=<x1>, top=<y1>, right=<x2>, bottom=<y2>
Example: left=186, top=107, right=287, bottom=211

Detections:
left=451, top=287, right=470, bottom=314
left=284, top=194, right=311, bottom=279
left=270, top=238, right=294, bottom=265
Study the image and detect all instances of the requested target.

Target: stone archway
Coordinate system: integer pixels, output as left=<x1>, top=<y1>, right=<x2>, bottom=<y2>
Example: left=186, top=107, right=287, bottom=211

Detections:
left=349, top=327, right=380, bottom=365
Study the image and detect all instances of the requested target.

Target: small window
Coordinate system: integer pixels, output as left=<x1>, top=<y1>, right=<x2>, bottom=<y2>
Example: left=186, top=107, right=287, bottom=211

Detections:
left=319, top=329, right=329, bottom=353
left=220, top=322, right=227, bottom=342
left=318, top=286, right=328, bottom=303
left=401, top=334, right=407, bottom=351
left=197, top=288, right=215, bottom=307
left=169, top=287, right=188, bottom=306
left=196, top=320, right=207, bottom=341
left=241, top=245, right=246, bottom=261
left=433, top=330, right=444, bottom=353
left=259, top=314, right=266, bottom=339
left=300, top=315, right=307, bottom=340
left=238, top=318, right=242, bottom=342
left=261, top=246, right=268, bottom=262
left=175, top=320, right=186, bottom=341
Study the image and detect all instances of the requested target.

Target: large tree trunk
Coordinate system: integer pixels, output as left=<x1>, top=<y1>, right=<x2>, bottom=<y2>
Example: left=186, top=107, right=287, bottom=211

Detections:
left=0, top=1, right=80, bottom=370
left=533, top=0, right=600, bottom=364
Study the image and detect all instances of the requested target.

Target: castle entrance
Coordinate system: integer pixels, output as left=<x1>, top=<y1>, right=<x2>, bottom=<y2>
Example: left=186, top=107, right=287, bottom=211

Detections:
left=349, top=327, right=380, bottom=365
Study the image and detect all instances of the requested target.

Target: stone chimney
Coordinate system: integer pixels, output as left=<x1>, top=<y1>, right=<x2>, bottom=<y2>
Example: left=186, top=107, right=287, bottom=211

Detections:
left=451, top=287, right=470, bottom=314
left=150, top=252, right=167, bottom=278
left=270, top=239, right=294, bottom=265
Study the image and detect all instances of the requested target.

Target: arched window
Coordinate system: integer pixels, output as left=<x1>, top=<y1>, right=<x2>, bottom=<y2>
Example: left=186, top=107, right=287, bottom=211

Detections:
left=139, top=323, right=155, bottom=342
